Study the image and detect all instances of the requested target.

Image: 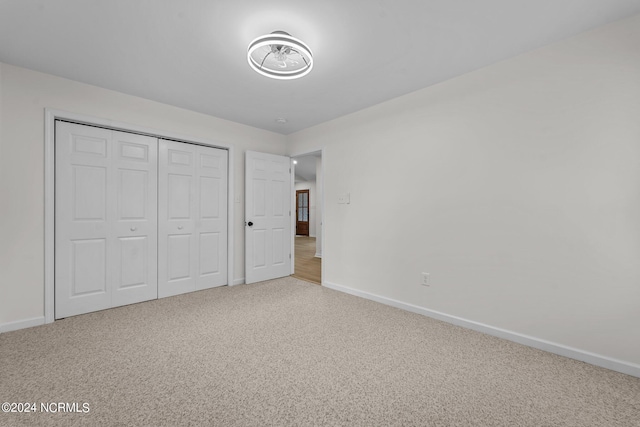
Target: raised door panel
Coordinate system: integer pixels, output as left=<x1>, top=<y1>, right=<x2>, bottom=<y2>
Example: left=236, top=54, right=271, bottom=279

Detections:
left=252, top=229, right=267, bottom=269
left=199, top=232, right=220, bottom=276
left=200, top=177, right=220, bottom=219
left=272, top=228, right=285, bottom=266
left=71, top=238, right=108, bottom=296
left=118, top=169, right=148, bottom=220
left=73, top=166, right=107, bottom=221
left=118, top=237, right=148, bottom=288
left=168, top=235, right=192, bottom=280
left=168, top=174, right=192, bottom=219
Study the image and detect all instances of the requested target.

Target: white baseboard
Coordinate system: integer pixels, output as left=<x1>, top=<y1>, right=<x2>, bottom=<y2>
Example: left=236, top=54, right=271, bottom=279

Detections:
left=323, top=281, right=640, bottom=378
left=0, top=316, right=46, bottom=334
left=314, top=253, right=322, bottom=258
left=232, top=278, right=245, bottom=286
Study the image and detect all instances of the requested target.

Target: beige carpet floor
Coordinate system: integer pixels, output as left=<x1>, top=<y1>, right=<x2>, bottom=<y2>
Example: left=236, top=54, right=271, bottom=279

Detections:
left=1, top=277, right=639, bottom=427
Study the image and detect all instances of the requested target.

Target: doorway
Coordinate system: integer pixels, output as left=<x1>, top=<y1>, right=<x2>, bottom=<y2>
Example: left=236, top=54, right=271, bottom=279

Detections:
left=291, top=151, right=322, bottom=284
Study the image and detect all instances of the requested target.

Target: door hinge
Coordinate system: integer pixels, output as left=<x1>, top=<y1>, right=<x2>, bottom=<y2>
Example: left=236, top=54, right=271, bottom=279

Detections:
left=289, top=253, right=291, bottom=259
left=289, top=168, right=291, bottom=173
left=289, top=210, right=291, bottom=216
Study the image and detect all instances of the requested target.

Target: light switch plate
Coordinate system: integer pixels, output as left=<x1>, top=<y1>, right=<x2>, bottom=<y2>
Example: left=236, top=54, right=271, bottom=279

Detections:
left=338, top=193, right=350, bottom=204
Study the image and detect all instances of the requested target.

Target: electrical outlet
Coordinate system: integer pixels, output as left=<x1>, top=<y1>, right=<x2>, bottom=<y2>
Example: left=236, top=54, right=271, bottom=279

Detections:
left=421, top=272, right=430, bottom=286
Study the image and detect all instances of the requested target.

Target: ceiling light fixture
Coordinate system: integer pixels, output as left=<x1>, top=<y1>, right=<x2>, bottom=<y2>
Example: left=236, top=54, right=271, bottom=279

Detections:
left=247, top=31, right=313, bottom=80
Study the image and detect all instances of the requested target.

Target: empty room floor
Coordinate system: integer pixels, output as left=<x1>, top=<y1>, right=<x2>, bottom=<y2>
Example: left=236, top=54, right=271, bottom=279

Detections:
left=1, top=277, right=639, bottom=426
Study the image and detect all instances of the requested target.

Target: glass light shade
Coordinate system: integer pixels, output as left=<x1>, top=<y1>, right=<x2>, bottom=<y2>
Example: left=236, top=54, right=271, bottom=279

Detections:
left=247, top=32, right=313, bottom=80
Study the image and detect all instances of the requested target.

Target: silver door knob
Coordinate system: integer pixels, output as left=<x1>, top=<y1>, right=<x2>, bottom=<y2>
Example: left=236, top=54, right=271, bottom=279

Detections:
left=130, top=227, right=137, bottom=231
left=178, top=225, right=183, bottom=230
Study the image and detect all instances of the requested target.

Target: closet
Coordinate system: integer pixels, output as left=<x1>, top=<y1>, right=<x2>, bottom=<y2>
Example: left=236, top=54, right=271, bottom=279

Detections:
left=54, top=121, right=228, bottom=319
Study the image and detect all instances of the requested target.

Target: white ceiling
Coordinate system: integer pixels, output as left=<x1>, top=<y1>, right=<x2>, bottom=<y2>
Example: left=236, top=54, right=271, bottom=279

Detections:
left=1, top=1, right=639, bottom=134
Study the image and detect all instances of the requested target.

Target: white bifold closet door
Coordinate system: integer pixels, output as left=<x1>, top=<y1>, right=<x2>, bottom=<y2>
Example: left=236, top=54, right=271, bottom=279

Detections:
left=56, top=122, right=228, bottom=318
left=55, top=121, right=158, bottom=319
left=158, top=139, right=228, bottom=298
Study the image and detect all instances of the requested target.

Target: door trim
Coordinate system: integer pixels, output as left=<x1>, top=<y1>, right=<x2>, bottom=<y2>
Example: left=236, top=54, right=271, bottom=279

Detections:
left=44, top=108, right=235, bottom=324
left=288, top=148, right=325, bottom=282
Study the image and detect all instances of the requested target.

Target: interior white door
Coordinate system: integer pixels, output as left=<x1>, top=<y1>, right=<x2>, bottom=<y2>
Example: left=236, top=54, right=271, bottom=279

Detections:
left=194, top=145, right=228, bottom=290
left=158, top=140, right=228, bottom=297
left=111, top=130, right=159, bottom=307
left=245, top=151, right=292, bottom=284
left=55, top=122, right=158, bottom=318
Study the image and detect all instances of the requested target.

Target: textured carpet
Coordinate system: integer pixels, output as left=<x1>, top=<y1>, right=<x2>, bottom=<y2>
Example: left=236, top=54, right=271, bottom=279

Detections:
left=1, top=277, right=639, bottom=426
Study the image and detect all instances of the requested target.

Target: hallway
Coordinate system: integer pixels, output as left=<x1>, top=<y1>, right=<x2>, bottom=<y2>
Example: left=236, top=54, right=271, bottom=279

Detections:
left=292, top=236, right=321, bottom=284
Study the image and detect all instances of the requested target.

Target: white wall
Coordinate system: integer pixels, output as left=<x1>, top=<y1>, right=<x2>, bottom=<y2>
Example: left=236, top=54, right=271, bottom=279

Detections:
left=0, top=63, right=286, bottom=328
left=287, top=15, right=640, bottom=366
left=295, top=181, right=316, bottom=237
